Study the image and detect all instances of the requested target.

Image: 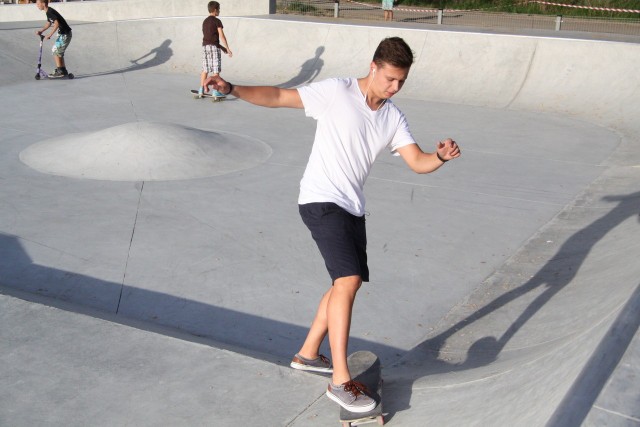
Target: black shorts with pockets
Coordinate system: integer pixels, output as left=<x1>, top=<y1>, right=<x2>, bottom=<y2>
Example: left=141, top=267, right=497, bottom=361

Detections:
left=299, top=202, right=369, bottom=283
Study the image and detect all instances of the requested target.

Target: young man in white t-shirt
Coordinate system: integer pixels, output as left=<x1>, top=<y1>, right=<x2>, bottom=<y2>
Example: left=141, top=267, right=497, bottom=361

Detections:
left=205, top=37, right=461, bottom=413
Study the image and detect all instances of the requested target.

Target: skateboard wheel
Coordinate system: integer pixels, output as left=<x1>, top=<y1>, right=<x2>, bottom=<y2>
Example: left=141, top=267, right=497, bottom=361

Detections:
left=68, top=73, right=74, bottom=79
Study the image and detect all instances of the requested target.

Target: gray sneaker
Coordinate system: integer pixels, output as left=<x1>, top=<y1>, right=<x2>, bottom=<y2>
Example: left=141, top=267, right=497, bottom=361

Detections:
left=326, top=380, right=377, bottom=413
left=290, top=353, right=332, bottom=373
left=48, top=68, right=65, bottom=78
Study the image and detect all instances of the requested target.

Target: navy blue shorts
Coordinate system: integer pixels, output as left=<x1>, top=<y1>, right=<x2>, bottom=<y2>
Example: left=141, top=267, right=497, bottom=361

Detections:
left=299, top=202, right=369, bottom=283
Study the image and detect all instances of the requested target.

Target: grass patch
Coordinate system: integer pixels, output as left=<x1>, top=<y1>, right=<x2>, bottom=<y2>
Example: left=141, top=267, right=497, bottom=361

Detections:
left=282, top=1, right=324, bottom=14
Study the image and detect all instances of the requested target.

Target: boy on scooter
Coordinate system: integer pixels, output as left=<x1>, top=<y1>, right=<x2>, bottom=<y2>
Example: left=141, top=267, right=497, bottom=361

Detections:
left=35, top=0, right=72, bottom=78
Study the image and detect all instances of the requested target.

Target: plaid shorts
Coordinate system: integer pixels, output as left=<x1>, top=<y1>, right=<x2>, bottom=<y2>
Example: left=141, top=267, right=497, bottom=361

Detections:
left=202, top=44, right=221, bottom=74
left=52, top=33, right=71, bottom=57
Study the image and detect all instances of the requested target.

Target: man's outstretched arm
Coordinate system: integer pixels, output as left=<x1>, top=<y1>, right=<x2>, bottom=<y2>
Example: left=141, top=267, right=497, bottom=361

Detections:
left=396, top=138, right=461, bottom=174
left=205, top=75, right=303, bottom=109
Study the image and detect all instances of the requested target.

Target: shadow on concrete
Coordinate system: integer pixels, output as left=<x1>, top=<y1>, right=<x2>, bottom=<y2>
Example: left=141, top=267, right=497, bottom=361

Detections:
left=0, top=231, right=398, bottom=365
left=73, top=39, right=173, bottom=79
left=547, top=281, right=640, bottom=426
left=385, top=191, right=640, bottom=420
left=2, top=191, right=638, bottom=420
left=400, top=15, right=438, bottom=24
left=277, top=46, right=325, bottom=88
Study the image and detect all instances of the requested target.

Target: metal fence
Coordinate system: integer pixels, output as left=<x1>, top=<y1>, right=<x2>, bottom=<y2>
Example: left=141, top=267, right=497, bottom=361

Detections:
left=276, top=0, right=640, bottom=36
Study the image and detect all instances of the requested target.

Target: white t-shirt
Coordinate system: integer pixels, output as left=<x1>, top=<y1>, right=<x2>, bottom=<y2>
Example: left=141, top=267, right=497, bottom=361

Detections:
left=297, top=77, right=416, bottom=216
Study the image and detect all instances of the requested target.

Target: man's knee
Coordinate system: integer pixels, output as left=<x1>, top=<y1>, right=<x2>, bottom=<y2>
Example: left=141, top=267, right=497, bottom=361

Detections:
left=333, top=275, right=362, bottom=293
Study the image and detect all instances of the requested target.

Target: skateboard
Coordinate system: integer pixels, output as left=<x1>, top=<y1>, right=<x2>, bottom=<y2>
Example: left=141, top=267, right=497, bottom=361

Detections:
left=339, top=351, right=384, bottom=427
left=190, top=89, right=225, bottom=102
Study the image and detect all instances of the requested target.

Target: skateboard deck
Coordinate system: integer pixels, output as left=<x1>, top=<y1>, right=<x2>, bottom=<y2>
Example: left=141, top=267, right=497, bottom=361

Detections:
left=339, top=351, right=384, bottom=427
left=190, top=89, right=225, bottom=102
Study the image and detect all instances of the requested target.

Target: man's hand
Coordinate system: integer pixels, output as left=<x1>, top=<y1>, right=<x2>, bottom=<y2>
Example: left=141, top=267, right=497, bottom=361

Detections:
left=204, top=75, right=229, bottom=95
left=436, top=138, right=461, bottom=161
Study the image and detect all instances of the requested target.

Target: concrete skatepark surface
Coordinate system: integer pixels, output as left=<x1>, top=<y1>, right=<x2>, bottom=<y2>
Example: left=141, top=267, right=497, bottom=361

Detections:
left=1, top=1, right=639, bottom=426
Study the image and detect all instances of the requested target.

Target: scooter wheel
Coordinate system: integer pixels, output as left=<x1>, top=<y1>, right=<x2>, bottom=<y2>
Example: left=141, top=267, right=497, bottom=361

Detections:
left=35, top=74, right=41, bottom=80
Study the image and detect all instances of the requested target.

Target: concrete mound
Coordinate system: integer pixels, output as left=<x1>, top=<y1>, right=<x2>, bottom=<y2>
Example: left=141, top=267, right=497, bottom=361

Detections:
left=19, top=121, right=272, bottom=181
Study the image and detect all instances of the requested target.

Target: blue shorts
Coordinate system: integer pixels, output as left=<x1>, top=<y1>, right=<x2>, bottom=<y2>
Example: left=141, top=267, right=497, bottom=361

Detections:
left=299, top=202, right=369, bottom=283
left=52, top=32, right=71, bottom=57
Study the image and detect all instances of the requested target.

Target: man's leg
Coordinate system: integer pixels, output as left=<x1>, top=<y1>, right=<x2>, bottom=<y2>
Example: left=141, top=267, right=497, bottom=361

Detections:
left=328, top=275, right=361, bottom=385
left=297, top=287, right=332, bottom=359
left=295, top=203, right=367, bottom=378
left=296, top=275, right=361, bottom=384
left=323, top=274, right=376, bottom=413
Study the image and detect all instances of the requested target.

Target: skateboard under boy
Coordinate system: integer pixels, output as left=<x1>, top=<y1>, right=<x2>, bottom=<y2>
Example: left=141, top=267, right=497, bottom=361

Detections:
left=190, top=89, right=225, bottom=102
left=339, top=351, right=384, bottom=427
left=35, top=34, right=74, bottom=80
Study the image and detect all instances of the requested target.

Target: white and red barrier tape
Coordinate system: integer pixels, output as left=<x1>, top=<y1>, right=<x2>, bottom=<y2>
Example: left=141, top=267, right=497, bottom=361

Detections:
left=527, top=1, right=640, bottom=13
left=346, top=0, right=640, bottom=14
left=347, top=1, right=451, bottom=13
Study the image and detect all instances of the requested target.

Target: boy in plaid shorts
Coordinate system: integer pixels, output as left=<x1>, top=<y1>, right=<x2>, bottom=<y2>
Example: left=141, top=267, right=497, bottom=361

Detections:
left=198, top=1, right=232, bottom=98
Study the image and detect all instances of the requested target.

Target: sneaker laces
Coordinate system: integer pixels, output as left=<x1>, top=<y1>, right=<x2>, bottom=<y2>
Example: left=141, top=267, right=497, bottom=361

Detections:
left=318, top=354, right=330, bottom=365
left=343, top=380, right=370, bottom=398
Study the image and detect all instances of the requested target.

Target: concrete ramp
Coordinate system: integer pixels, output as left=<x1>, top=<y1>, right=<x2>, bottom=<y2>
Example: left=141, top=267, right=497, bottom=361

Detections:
left=386, top=174, right=640, bottom=425
left=19, top=121, right=272, bottom=181
left=0, top=5, right=638, bottom=426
